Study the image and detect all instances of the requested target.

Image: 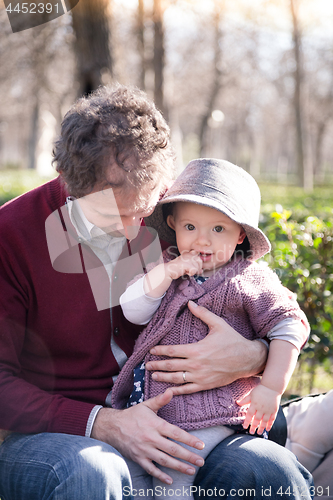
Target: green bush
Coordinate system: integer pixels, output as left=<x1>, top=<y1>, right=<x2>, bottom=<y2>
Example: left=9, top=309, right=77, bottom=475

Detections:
left=0, top=170, right=56, bottom=206
left=259, top=202, right=333, bottom=393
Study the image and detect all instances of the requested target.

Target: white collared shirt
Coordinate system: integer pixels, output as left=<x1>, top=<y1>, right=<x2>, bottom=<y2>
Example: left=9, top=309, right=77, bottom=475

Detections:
left=66, top=196, right=128, bottom=436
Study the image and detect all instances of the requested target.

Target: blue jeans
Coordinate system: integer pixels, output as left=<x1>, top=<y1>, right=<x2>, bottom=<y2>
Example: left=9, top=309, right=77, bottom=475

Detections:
left=0, top=433, right=132, bottom=500
left=194, top=434, right=314, bottom=499
left=0, top=432, right=313, bottom=500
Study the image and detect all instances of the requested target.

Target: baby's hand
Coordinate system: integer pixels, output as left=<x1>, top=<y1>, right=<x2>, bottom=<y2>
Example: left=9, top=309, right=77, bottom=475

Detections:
left=166, top=251, right=203, bottom=280
left=236, top=384, right=281, bottom=435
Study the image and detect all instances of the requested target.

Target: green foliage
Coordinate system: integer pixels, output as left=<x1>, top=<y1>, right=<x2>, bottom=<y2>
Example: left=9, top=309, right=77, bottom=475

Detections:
left=0, top=170, right=56, bottom=206
left=259, top=200, right=333, bottom=385
left=260, top=183, right=332, bottom=219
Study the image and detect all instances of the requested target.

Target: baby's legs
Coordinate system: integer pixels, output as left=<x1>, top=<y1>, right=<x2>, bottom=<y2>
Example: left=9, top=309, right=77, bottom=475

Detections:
left=125, top=458, right=154, bottom=499
left=153, top=425, right=235, bottom=500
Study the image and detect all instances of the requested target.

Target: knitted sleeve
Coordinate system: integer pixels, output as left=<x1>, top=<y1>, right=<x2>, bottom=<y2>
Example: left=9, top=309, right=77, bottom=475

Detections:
left=0, top=215, right=95, bottom=436
left=236, top=261, right=309, bottom=341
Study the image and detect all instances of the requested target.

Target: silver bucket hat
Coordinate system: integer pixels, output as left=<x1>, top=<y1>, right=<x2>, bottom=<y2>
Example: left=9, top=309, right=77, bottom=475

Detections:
left=145, top=158, right=271, bottom=261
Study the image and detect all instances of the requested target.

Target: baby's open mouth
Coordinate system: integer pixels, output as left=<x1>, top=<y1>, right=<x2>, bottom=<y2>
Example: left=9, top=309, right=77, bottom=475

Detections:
left=199, top=252, right=212, bottom=261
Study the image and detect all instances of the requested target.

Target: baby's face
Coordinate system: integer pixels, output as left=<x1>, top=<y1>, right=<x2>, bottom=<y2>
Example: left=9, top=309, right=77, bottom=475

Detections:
left=167, top=202, right=245, bottom=275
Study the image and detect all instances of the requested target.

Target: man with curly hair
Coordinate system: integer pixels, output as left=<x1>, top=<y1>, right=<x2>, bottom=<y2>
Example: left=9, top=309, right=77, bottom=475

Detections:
left=0, top=84, right=312, bottom=499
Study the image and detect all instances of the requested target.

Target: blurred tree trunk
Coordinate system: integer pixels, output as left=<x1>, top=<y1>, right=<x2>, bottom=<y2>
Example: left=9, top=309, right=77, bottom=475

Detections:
left=199, top=2, right=224, bottom=157
left=71, top=0, right=112, bottom=96
left=137, top=0, right=146, bottom=90
left=153, top=0, right=165, bottom=116
left=27, top=28, right=51, bottom=169
left=290, top=0, right=312, bottom=190
left=313, top=84, right=333, bottom=183
left=28, top=99, right=39, bottom=170
left=314, top=121, right=326, bottom=182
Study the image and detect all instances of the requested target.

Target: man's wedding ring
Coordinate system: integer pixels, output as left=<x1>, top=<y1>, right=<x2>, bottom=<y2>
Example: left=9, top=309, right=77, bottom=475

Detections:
left=183, top=371, right=187, bottom=383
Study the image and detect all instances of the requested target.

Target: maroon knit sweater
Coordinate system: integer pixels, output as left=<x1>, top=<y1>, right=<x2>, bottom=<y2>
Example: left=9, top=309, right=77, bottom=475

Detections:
left=0, top=177, right=158, bottom=436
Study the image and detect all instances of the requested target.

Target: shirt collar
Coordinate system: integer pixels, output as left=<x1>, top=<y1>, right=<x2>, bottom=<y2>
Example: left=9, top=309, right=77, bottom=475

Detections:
left=66, top=196, right=126, bottom=247
left=66, top=196, right=94, bottom=241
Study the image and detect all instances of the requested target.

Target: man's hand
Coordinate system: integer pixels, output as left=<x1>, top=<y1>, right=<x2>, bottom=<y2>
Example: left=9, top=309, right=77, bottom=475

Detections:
left=146, top=301, right=268, bottom=395
left=237, top=384, right=281, bottom=435
left=91, top=389, right=205, bottom=485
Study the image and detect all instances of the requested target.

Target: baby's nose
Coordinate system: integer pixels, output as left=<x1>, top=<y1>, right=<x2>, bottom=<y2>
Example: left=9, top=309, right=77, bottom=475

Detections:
left=196, top=232, right=210, bottom=245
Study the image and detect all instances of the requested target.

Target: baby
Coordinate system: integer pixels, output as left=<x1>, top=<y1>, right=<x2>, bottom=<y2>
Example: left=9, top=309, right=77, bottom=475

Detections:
left=112, top=159, right=309, bottom=499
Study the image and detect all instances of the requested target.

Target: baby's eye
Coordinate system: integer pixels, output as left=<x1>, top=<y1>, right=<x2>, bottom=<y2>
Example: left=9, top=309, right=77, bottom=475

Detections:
left=185, top=224, right=195, bottom=231
left=213, top=226, right=224, bottom=233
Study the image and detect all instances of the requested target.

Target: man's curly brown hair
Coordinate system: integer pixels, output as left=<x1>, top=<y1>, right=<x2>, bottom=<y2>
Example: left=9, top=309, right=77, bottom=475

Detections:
left=52, top=84, right=176, bottom=198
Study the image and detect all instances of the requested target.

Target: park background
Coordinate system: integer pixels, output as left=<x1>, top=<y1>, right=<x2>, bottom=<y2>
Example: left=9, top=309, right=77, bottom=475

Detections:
left=0, top=0, right=332, bottom=398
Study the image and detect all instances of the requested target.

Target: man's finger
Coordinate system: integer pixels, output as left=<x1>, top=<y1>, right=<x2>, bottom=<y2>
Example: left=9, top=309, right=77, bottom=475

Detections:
left=170, top=383, right=201, bottom=396
left=139, top=458, right=174, bottom=485
left=143, top=388, right=173, bottom=413
left=187, top=300, right=225, bottom=329
left=149, top=343, right=193, bottom=359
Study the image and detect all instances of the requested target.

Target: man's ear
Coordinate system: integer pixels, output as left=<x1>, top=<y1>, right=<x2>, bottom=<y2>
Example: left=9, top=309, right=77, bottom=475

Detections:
left=238, top=228, right=246, bottom=244
left=166, top=214, right=176, bottom=230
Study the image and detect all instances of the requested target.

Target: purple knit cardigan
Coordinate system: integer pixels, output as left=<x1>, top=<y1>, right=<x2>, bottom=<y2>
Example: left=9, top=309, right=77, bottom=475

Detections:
left=112, top=255, right=308, bottom=430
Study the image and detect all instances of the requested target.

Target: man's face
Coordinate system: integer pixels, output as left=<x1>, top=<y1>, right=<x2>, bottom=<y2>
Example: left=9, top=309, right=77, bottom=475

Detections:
left=78, top=183, right=162, bottom=240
